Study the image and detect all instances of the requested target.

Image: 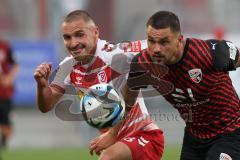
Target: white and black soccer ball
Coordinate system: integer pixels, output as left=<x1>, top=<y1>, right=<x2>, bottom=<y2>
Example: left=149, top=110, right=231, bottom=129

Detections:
left=80, top=84, right=125, bottom=129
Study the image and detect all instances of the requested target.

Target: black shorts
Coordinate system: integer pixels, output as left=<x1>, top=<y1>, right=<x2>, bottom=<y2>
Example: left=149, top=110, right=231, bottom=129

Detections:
left=180, top=128, right=240, bottom=160
left=0, top=99, right=13, bottom=125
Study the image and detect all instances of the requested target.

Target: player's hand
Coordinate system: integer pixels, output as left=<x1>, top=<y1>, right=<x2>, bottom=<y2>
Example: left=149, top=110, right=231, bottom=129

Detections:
left=33, top=62, right=52, bottom=87
left=89, top=131, right=117, bottom=156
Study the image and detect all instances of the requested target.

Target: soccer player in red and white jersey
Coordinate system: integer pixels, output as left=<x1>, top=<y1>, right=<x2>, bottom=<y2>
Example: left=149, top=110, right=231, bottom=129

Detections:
left=121, top=11, right=240, bottom=160
left=34, top=10, right=164, bottom=160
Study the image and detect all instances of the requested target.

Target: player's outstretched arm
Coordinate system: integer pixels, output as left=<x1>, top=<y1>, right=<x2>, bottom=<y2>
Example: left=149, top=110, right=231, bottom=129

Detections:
left=34, top=63, right=62, bottom=113
left=121, top=84, right=139, bottom=108
left=89, top=125, right=120, bottom=156
left=89, top=84, right=139, bottom=155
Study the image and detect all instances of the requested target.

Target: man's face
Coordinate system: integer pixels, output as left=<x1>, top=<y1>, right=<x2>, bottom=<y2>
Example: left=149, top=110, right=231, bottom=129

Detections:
left=147, top=26, right=183, bottom=65
left=62, top=19, right=99, bottom=64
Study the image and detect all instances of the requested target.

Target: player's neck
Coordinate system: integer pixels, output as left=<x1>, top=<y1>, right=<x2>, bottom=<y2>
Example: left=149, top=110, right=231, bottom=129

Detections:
left=168, top=39, right=185, bottom=65
left=179, top=39, right=186, bottom=58
left=80, top=46, right=97, bottom=68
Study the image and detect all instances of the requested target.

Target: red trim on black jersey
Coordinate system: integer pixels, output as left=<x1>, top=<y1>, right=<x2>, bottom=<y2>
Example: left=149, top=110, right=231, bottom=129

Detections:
left=198, top=40, right=212, bottom=65
left=191, top=39, right=212, bottom=67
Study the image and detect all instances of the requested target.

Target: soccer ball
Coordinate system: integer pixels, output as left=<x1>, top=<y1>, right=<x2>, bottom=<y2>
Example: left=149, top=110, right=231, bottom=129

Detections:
left=80, top=84, right=125, bottom=129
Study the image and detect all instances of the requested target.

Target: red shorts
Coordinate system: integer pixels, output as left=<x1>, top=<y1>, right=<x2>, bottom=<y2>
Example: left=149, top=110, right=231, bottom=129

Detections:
left=120, top=129, right=164, bottom=160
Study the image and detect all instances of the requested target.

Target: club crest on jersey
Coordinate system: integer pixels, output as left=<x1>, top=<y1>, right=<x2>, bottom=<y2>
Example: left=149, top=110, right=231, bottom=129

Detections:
left=188, top=69, right=202, bottom=83
left=97, top=70, right=107, bottom=83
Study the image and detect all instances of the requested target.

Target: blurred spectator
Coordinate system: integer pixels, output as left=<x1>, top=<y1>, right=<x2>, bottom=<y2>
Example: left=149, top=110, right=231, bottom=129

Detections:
left=0, top=40, right=19, bottom=148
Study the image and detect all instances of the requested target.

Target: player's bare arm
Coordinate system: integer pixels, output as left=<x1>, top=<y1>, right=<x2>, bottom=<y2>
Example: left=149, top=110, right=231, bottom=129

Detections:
left=89, top=124, right=120, bottom=156
left=89, top=84, right=140, bottom=155
left=121, top=84, right=139, bottom=108
left=34, top=63, right=63, bottom=113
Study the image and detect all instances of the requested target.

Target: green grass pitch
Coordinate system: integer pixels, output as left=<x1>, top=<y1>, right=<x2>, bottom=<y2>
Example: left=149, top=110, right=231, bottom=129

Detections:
left=1, top=145, right=181, bottom=160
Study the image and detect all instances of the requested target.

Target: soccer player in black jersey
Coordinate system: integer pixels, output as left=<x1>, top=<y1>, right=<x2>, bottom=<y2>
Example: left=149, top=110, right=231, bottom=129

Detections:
left=122, top=11, right=240, bottom=160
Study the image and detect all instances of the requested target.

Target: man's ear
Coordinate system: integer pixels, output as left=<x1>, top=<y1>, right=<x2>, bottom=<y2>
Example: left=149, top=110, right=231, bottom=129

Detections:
left=95, top=26, right=99, bottom=37
left=176, top=34, right=184, bottom=50
left=178, top=34, right=183, bottom=44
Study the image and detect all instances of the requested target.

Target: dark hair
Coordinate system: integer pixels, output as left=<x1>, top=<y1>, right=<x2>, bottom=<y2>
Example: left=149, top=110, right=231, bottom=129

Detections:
left=64, top=10, right=95, bottom=25
left=147, top=11, right=181, bottom=33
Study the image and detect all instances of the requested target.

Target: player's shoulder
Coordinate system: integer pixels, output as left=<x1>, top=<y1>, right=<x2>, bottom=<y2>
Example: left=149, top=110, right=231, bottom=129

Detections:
left=204, top=39, right=238, bottom=58
left=186, top=38, right=225, bottom=54
left=58, top=55, right=76, bottom=71
left=204, top=39, right=239, bottom=71
left=205, top=39, right=237, bottom=49
left=186, top=37, right=209, bottom=46
left=131, top=48, right=149, bottom=62
left=59, top=55, right=75, bottom=65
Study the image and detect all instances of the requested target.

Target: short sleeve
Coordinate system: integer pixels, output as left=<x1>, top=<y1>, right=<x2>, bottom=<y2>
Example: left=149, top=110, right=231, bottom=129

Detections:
left=207, top=39, right=239, bottom=71
left=50, top=57, right=75, bottom=94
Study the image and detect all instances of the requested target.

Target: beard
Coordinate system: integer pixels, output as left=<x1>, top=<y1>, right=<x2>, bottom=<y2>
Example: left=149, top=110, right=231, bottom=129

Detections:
left=73, top=54, right=94, bottom=65
left=71, top=47, right=95, bottom=65
left=69, top=42, right=97, bottom=65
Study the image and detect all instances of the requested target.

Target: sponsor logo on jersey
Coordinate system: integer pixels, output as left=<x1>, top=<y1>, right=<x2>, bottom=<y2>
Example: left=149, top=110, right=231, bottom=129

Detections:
left=211, top=42, right=217, bottom=50
left=188, top=69, right=202, bottom=83
left=120, top=41, right=142, bottom=52
left=129, top=41, right=142, bottom=52
left=101, top=40, right=143, bottom=53
left=97, top=70, right=107, bottom=83
left=226, top=42, right=237, bottom=60
left=101, top=42, right=116, bottom=52
left=219, top=153, right=232, bottom=160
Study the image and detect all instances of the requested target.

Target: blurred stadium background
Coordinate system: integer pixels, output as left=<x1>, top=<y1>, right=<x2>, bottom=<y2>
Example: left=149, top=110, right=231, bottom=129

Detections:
left=0, top=0, right=239, bottom=159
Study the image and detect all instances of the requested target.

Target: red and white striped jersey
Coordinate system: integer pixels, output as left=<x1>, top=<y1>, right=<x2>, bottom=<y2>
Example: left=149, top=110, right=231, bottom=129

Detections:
left=51, top=39, right=153, bottom=138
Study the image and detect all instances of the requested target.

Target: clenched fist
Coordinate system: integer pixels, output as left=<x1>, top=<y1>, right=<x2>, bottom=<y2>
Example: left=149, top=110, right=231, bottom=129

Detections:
left=34, top=63, right=52, bottom=87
